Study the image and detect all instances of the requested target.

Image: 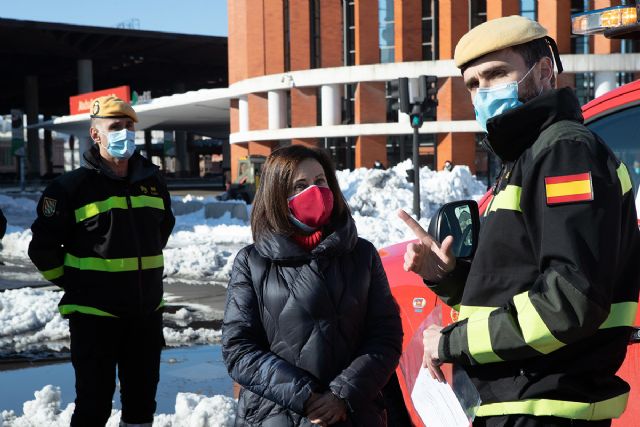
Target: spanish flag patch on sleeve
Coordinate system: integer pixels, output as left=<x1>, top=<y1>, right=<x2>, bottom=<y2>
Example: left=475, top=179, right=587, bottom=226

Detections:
left=544, top=172, right=594, bottom=205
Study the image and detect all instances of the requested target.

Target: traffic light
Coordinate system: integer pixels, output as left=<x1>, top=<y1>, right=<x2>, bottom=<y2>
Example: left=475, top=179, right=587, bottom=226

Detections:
left=420, top=75, right=438, bottom=121
left=389, top=78, right=411, bottom=114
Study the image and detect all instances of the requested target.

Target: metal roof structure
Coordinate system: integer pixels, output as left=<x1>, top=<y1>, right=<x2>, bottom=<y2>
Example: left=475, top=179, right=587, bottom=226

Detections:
left=0, top=18, right=228, bottom=116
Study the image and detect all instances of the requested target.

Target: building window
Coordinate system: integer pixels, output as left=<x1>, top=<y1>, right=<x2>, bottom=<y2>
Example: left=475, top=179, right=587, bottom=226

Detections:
left=469, top=0, right=486, bottom=29
left=422, top=0, right=438, bottom=60
left=379, top=0, right=394, bottom=63
left=284, top=0, right=291, bottom=71
left=571, top=0, right=593, bottom=104
left=343, top=0, right=356, bottom=66
left=310, top=0, right=321, bottom=68
left=343, top=83, right=355, bottom=125
left=520, top=0, right=536, bottom=20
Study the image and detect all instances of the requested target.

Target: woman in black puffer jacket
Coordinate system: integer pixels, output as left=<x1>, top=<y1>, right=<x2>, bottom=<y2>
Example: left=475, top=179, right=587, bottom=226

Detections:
left=222, top=146, right=403, bottom=427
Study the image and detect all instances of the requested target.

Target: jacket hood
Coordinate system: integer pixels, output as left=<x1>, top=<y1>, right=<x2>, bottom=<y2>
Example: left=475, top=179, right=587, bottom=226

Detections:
left=485, top=87, right=584, bottom=161
left=83, top=144, right=159, bottom=183
left=254, top=215, right=359, bottom=262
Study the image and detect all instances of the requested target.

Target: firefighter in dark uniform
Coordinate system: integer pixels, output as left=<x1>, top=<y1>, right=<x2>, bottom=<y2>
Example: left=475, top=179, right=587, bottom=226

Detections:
left=28, top=96, right=175, bottom=427
left=400, top=16, right=640, bottom=426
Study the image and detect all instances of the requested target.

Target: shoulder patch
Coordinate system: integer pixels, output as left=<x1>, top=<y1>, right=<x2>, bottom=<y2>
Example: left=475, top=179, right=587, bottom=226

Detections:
left=42, top=197, right=57, bottom=217
left=545, top=172, right=593, bottom=205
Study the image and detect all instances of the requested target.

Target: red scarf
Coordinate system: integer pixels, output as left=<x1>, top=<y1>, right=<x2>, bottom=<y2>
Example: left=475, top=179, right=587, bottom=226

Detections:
left=292, top=230, right=323, bottom=251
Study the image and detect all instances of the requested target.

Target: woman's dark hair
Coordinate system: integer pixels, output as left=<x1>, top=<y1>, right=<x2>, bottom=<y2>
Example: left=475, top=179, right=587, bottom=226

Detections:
left=250, top=145, right=349, bottom=241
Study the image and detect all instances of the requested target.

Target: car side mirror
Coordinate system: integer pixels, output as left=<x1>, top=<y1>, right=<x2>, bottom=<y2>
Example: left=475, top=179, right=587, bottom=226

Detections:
left=427, top=200, right=480, bottom=259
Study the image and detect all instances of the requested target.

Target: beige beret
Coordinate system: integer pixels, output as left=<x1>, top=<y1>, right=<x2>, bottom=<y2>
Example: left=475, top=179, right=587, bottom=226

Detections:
left=454, top=15, right=548, bottom=69
left=90, top=95, right=138, bottom=122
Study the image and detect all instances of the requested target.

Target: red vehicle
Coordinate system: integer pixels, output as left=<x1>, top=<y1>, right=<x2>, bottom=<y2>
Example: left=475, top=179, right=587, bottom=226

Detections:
left=383, top=5, right=640, bottom=425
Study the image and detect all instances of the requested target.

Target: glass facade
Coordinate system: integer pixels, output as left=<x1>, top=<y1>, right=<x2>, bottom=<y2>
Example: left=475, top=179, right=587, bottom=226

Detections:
left=379, top=0, right=395, bottom=63
left=422, top=0, right=437, bottom=60
left=310, top=0, right=321, bottom=68
left=469, top=0, right=487, bottom=29
left=520, top=0, right=536, bottom=20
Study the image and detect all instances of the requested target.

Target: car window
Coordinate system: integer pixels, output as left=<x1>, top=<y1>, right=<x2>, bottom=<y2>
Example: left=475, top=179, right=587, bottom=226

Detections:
left=587, top=105, right=640, bottom=195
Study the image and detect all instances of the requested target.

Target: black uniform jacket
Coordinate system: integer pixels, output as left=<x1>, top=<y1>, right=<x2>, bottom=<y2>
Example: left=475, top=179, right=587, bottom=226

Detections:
left=429, top=88, right=640, bottom=420
left=222, top=217, right=403, bottom=426
left=28, top=146, right=175, bottom=318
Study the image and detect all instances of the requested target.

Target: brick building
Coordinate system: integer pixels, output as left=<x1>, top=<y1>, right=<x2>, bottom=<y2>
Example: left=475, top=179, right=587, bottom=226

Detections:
left=227, top=0, right=636, bottom=185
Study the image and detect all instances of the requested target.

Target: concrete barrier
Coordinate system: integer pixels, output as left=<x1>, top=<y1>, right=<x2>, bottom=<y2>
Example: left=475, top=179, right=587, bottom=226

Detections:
left=204, top=201, right=249, bottom=221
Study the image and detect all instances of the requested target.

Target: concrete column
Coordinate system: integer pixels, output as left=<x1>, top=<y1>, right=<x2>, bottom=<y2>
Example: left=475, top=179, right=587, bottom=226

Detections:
left=320, top=0, right=343, bottom=67
left=175, top=131, right=189, bottom=177
left=268, top=90, right=286, bottom=129
left=487, top=0, right=519, bottom=20
left=144, top=130, right=153, bottom=159
left=394, top=0, right=422, bottom=62
left=239, top=96, right=249, bottom=132
left=77, top=59, right=93, bottom=93
left=25, top=75, right=41, bottom=177
left=321, top=85, right=341, bottom=126
left=43, top=123, right=53, bottom=176
left=595, top=71, right=617, bottom=98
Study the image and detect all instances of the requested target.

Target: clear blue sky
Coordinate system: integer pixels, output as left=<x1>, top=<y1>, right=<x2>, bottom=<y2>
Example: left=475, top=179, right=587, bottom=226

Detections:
left=0, top=0, right=228, bottom=36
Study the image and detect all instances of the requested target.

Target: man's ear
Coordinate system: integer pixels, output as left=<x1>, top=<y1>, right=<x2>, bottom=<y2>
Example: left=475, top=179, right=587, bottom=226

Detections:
left=89, top=127, right=100, bottom=144
left=539, top=56, right=554, bottom=86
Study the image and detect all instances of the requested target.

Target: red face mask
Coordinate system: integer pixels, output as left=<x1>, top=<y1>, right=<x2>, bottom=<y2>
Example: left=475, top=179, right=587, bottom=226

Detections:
left=288, top=185, right=334, bottom=232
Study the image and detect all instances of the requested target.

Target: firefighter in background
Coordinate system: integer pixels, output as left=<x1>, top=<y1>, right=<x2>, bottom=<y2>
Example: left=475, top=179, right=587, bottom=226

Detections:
left=400, top=16, right=640, bottom=426
left=28, top=96, right=175, bottom=427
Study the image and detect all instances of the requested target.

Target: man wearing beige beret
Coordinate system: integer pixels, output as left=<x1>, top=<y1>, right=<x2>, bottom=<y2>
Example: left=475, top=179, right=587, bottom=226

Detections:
left=401, top=15, right=640, bottom=427
left=29, top=96, right=175, bottom=426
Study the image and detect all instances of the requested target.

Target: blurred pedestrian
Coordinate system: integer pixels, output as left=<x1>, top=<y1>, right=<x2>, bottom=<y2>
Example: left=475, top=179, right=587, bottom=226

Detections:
left=443, top=160, right=453, bottom=172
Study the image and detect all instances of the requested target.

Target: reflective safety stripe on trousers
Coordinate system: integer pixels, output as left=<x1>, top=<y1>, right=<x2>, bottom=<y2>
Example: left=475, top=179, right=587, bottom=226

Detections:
left=476, top=392, right=629, bottom=420
left=459, top=300, right=638, bottom=363
left=74, top=195, right=165, bottom=223
left=64, top=253, right=164, bottom=272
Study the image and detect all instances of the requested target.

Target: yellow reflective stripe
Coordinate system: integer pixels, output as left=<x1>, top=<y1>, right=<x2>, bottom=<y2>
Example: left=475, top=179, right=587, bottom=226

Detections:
left=467, top=308, right=503, bottom=364
left=130, top=195, right=165, bottom=210
left=513, top=291, right=565, bottom=354
left=476, top=393, right=629, bottom=420
left=74, top=195, right=165, bottom=223
left=600, top=302, right=638, bottom=329
left=41, top=265, right=64, bottom=280
left=64, top=253, right=164, bottom=272
left=545, top=180, right=592, bottom=198
left=59, top=304, right=117, bottom=317
left=458, top=305, right=497, bottom=321
left=489, top=185, right=521, bottom=213
left=156, top=299, right=166, bottom=310
left=617, top=163, right=632, bottom=195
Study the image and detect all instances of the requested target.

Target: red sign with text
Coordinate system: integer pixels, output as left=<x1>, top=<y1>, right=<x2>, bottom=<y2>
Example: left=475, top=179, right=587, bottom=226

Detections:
left=69, top=86, right=131, bottom=115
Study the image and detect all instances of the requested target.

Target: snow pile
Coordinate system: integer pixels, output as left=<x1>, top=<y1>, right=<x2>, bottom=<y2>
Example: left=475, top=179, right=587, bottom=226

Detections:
left=0, top=163, right=486, bottom=281
left=337, top=161, right=486, bottom=248
left=0, top=288, right=68, bottom=352
left=1, top=385, right=236, bottom=427
left=163, top=327, right=222, bottom=346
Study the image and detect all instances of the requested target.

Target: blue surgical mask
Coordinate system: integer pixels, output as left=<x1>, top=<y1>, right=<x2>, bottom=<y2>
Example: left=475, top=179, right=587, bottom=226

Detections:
left=473, top=65, right=537, bottom=132
left=100, top=129, right=136, bottom=159
left=634, top=167, right=640, bottom=175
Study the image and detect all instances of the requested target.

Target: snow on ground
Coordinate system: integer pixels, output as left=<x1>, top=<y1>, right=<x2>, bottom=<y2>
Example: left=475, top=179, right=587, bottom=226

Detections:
left=1, top=385, right=236, bottom=427
left=0, top=288, right=223, bottom=353
left=1, top=163, right=486, bottom=281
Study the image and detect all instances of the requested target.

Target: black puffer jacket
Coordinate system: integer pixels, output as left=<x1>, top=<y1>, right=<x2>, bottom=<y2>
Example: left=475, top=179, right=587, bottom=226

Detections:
left=222, top=217, right=403, bottom=427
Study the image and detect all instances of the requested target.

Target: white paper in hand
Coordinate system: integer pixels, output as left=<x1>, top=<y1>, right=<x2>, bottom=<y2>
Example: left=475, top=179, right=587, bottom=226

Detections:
left=410, top=366, right=470, bottom=427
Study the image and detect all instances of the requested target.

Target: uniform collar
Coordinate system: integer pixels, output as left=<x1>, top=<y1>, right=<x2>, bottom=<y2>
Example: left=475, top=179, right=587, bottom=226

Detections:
left=484, top=87, right=584, bottom=162
left=83, top=145, right=158, bottom=183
